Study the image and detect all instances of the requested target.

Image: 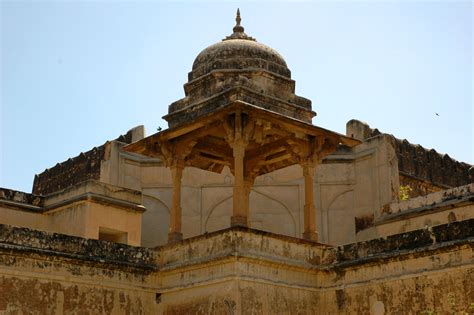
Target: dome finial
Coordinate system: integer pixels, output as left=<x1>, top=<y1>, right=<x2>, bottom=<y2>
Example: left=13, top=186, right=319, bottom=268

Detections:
left=236, top=8, right=241, bottom=26
left=232, top=8, right=244, bottom=34
left=224, top=8, right=255, bottom=41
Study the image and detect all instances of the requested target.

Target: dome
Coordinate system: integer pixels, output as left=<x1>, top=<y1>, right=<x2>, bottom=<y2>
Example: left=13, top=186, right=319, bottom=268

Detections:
left=188, top=10, right=291, bottom=81
left=165, top=9, right=314, bottom=128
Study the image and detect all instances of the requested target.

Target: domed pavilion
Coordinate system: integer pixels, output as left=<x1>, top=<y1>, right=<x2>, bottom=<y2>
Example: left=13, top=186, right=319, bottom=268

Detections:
left=124, top=10, right=359, bottom=243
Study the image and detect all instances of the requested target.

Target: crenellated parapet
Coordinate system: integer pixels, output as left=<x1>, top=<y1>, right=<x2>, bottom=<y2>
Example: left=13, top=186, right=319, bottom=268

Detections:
left=32, top=126, right=144, bottom=195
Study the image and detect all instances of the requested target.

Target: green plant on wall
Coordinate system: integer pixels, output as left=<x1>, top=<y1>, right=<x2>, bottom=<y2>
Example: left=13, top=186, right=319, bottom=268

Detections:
left=399, top=185, right=412, bottom=200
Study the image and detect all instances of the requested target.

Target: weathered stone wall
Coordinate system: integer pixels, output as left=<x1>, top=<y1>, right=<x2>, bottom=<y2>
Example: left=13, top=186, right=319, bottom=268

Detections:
left=0, top=224, right=158, bottom=314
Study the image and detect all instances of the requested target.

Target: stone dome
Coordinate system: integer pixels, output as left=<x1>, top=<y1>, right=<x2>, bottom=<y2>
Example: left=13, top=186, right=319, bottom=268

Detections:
left=188, top=10, right=291, bottom=81
left=165, top=10, right=314, bottom=128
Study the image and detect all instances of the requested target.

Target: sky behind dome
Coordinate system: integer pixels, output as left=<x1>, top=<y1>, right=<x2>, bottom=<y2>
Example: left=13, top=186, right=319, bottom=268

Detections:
left=1, top=1, right=473, bottom=193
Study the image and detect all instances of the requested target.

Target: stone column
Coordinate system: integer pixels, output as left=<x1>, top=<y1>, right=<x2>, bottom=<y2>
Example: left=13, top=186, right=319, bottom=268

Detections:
left=231, top=139, right=248, bottom=227
left=168, top=160, right=184, bottom=243
left=230, top=110, right=249, bottom=227
left=302, top=163, right=318, bottom=241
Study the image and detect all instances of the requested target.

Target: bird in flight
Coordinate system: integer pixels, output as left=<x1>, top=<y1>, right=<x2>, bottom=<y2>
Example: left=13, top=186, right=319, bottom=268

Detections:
left=435, top=113, right=439, bottom=116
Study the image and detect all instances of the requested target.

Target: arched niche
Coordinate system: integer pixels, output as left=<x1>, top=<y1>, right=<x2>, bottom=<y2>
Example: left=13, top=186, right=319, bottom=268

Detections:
left=205, top=190, right=297, bottom=237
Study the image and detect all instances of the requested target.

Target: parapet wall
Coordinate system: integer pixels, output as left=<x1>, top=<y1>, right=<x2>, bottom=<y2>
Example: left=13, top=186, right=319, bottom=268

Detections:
left=0, top=188, right=44, bottom=209
left=32, top=145, right=105, bottom=195
left=337, top=218, right=473, bottom=262
left=32, top=126, right=144, bottom=196
left=0, top=224, right=155, bottom=267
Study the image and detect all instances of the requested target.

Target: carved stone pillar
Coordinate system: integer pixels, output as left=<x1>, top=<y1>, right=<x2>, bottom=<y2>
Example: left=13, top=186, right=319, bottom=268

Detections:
left=302, top=163, right=318, bottom=241
left=168, top=160, right=184, bottom=243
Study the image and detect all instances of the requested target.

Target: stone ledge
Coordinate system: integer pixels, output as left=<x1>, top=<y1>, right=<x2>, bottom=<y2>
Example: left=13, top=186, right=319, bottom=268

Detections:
left=337, top=219, right=473, bottom=264
left=42, top=192, right=146, bottom=213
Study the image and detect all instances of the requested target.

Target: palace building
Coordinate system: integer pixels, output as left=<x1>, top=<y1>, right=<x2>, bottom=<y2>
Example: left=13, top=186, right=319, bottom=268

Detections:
left=1, top=10, right=472, bottom=314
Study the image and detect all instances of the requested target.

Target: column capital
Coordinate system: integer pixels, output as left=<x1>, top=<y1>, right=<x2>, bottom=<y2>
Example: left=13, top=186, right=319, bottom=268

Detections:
left=301, top=158, right=320, bottom=169
left=160, top=139, right=196, bottom=168
left=169, top=158, right=186, bottom=170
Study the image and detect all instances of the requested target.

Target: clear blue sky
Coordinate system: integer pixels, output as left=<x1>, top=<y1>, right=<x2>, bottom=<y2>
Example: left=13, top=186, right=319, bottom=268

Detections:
left=1, top=1, right=472, bottom=193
